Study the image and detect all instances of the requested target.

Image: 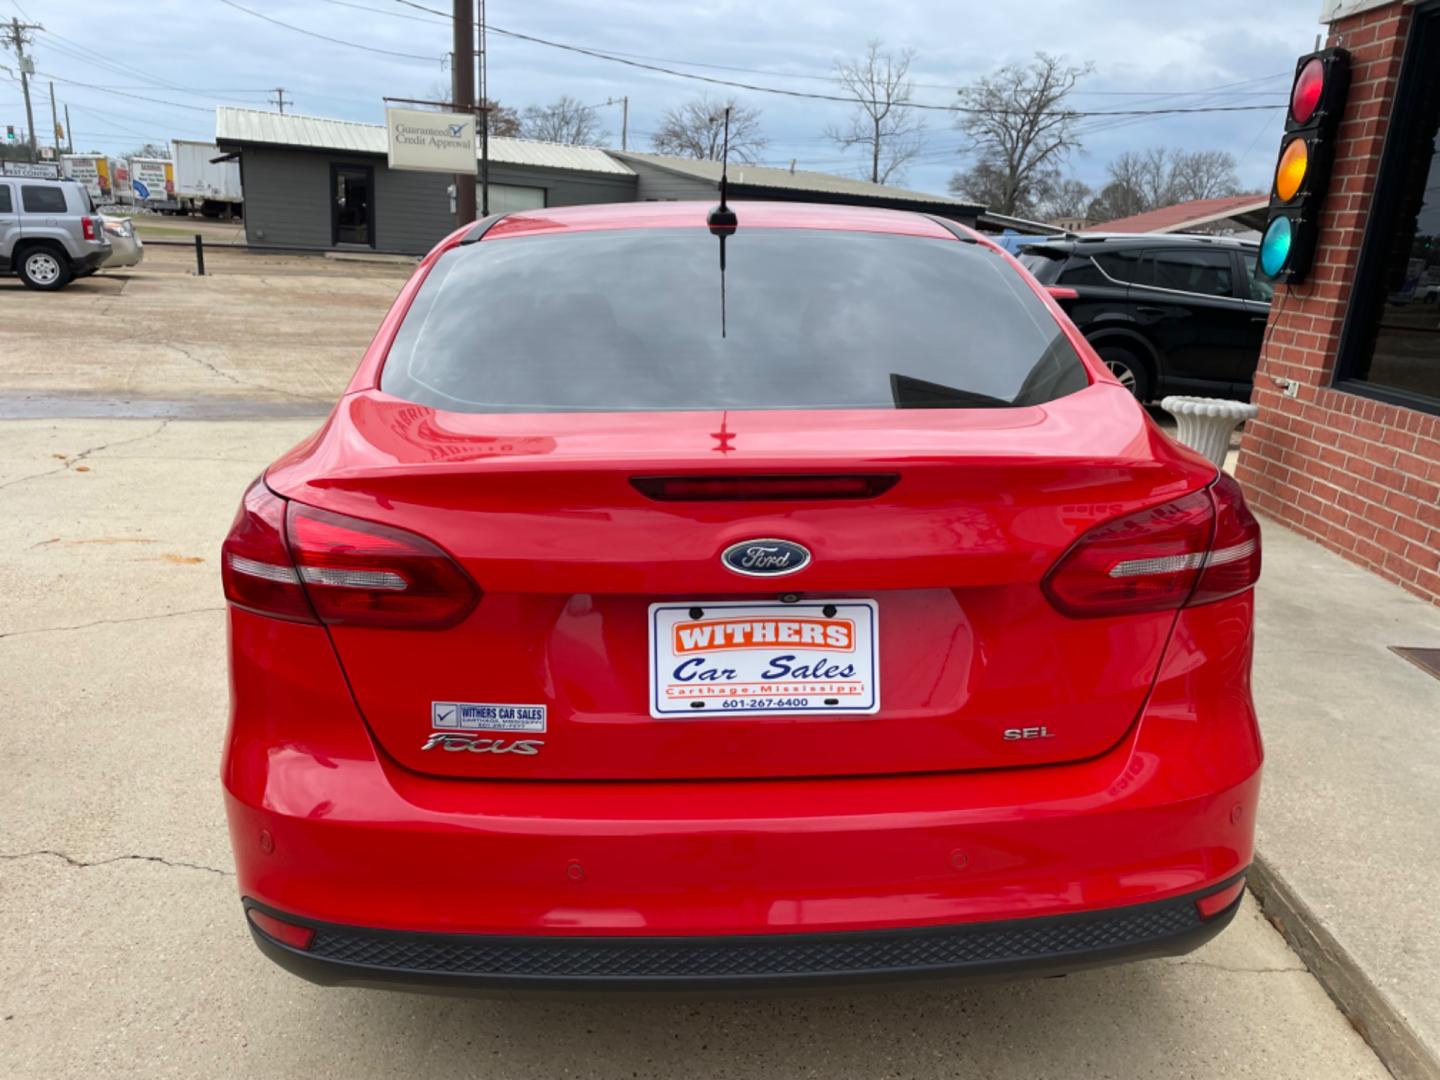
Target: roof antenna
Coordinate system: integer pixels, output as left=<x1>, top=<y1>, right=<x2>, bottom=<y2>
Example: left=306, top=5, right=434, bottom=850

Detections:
left=707, top=107, right=737, bottom=338
left=707, top=107, right=738, bottom=235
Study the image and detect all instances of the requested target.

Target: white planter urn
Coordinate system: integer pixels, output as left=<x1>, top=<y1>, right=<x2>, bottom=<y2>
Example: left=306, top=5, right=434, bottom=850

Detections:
left=1160, top=396, right=1258, bottom=469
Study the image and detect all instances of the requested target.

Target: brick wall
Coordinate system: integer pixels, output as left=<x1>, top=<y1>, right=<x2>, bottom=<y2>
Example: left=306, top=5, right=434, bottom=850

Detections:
left=1235, top=0, right=1440, bottom=605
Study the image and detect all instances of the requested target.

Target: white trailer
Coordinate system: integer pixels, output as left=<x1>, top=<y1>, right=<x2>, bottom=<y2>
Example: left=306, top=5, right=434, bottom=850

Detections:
left=61, top=154, right=114, bottom=203
left=129, top=156, right=178, bottom=212
left=172, top=139, right=242, bottom=218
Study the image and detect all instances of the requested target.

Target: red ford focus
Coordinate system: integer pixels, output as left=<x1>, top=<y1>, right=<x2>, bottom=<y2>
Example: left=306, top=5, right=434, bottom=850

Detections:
left=221, top=201, right=1262, bottom=991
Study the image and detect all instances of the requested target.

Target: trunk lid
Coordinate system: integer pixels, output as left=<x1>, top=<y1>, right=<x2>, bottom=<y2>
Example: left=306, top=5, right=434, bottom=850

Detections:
left=266, top=386, right=1213, bottom=781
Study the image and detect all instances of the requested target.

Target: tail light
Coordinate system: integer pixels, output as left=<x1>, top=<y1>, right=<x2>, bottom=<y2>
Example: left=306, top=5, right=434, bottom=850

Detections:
left=221, top=480, right=480, bottom=629
left=1043, top=476, right=1261, bottom=618
left=286, top=503, right=479, bottom=629
left=1190, top=473, right=1262, bottom=604
left=81, top=216, right=97, bottom=241
left=221, top=481, right=315, bottom=623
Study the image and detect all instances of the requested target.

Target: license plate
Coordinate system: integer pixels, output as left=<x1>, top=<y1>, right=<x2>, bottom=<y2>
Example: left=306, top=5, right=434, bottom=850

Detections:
left=648, top=599, right=879, bottom=718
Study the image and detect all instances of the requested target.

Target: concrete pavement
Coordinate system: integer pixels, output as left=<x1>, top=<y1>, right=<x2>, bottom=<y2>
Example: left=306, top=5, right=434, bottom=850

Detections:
left=1250, top=522, right=1440, bottom=1080
left=0, top=417, right=1391, bottom=1079
left=0, top=245, right=411, bottom=407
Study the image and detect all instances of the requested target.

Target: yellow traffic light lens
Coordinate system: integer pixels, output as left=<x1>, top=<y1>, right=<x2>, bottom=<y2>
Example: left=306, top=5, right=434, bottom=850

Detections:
left=1276, top=138, right=1309, bottom=201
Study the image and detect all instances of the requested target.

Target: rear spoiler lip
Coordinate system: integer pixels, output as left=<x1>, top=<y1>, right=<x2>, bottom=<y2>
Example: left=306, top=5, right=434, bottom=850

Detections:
left=459, top=213, right=510, bottom=245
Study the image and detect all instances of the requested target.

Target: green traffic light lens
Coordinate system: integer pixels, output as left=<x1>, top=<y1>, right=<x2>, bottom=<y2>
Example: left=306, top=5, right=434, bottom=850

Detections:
left=1260, top=217, right=1293, bottom=278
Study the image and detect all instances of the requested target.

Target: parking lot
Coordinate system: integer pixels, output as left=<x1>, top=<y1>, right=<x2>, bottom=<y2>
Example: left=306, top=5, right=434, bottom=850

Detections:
left=0, top=250, right=1388, bottom=1079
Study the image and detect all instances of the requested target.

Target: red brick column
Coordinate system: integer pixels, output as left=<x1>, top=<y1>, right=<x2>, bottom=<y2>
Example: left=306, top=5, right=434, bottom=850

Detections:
left=1235, top=0, right=1440, bottom=604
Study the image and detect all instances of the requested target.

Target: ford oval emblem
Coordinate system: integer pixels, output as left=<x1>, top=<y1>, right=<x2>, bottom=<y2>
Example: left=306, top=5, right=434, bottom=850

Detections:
left=721, top=538, right=811, bottom=577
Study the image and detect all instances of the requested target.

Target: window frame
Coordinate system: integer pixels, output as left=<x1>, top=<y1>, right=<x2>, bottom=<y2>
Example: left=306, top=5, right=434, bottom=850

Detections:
left=20, top=183, right=68, bottom=214
left=1332, top=0, right=1440, bottom=416
left=1138, top=246, right=1246, bottom=301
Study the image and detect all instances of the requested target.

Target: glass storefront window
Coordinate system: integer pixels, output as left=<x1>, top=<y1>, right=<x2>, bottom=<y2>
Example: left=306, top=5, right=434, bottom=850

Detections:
left=1337, top=2, right=1440, bottom=409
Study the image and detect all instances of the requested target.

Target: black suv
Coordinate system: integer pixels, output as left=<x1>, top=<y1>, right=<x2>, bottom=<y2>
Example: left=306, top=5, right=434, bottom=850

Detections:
left=1019, top=234, right=1271, bottom=402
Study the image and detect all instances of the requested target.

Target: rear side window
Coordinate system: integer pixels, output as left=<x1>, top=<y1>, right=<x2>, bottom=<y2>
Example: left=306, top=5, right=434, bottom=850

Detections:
left=21, top=185, right=67, bottom=214
left=1056, top=258, right=1107, bottom=286
left=1149, top=249, right=1235, bottom=297
left=1093, top=250, right=1145, bottom=283
left=0, top=185, right=11, bottom=213
left=382, top=228, right=1090, bottom=413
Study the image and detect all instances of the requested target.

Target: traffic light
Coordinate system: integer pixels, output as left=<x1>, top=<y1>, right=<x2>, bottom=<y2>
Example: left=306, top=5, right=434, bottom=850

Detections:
left=1258, top=47, right=1351, bottom=283
left=5, top=125, right=14, bottom=143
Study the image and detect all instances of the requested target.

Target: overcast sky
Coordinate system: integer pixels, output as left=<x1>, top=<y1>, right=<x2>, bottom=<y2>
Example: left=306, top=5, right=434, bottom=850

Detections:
left=3, top=0, right=1325, bottom=197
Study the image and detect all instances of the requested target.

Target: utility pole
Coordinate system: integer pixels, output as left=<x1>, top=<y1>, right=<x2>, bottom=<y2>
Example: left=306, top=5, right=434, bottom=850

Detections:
left=4, top=17, right=42, bottom=162
left=269, top=87, right=291, bottom=114
left=604, top=97, right=629, bottom=151
left=478, top=0, right=489, bottom=217
left=48, top=80, right=60, bottom=154
left=64, top=104, right=72, bottom=152
left=451, top=0, right=476, bottom=226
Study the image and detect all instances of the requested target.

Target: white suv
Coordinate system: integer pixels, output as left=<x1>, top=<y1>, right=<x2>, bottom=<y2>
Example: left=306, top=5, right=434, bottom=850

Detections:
left=0, top=176, right=111, bottom=290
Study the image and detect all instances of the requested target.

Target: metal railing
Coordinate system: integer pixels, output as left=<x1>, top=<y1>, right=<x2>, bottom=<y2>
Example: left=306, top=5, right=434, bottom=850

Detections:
left=139, top=235, right=421, bottom=275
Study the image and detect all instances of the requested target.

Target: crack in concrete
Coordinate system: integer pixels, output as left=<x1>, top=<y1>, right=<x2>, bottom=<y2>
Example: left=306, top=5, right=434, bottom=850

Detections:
left=0, top=419, right=172, bottom=492
left=0, top=849, right=232, bottom=877
left=166, top=344, right=316, bottom=401
left=167, top=343, right=245, bottom=387
left=1168, top=958, right=1307, bottom=975
left=0, top=606, right=224, bottom=641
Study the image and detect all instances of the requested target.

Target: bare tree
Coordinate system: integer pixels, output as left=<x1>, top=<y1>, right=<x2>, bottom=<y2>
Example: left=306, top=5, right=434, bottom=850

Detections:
left=1089, top=147, right=1243, bottom=221
left=123, top=143, right=170, bottom=160
left=420, top=80, right=520, bottom=136
left=1086, top=179, right=1147, bottom=223
left=824, top=41, right=927, bottom=185
left=1169, top=148, right=1242, bottom=202
left=948, top=161, right=1024, bottom=212
left=1037, top=177, right=1095, bottom=221
left=650, top=96, right=766, bottom=162
left=520, top=96, right=607, bottom=145
left=949, top=53, right=1091, bottom=215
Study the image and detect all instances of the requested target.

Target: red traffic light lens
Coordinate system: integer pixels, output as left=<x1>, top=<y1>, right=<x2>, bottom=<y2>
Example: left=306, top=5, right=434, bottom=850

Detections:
left=1291, top=58, right=1325, bottom=124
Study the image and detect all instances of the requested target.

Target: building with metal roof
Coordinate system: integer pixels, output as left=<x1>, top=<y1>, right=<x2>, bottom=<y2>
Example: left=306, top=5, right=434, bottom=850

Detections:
left=1089, top=195, right=1270, bottom=235
left=215, top=108, right=632, bottom=176
left=213, top=107, right=978, bottom=255
left=609, top=151, right=980, bottom=219
left=215, top=107, right=638, bottom=254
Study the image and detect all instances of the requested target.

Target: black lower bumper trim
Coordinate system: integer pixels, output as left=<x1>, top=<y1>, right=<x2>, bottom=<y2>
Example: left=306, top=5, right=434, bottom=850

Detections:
left=245, top=876, right=1244, bottom=993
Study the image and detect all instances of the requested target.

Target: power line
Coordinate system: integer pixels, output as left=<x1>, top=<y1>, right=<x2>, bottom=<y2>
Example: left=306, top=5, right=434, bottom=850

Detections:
left=402, top=0, right=1295, bottom=101
left=316, top=0, right=446, bottom=23
left=32, top=70, right=216, bottom=113
left=33, top=31, right=273, bottom=106
left=215, top=0, right=442, bottom=61
left=482, top=22, right=1284, bottom=118
left=214, top=0, right=1288, bottom=121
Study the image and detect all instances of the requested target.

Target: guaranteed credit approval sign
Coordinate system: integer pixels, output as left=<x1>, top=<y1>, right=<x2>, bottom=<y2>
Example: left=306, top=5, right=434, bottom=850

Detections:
left=386, top=107, right=476, bottom=174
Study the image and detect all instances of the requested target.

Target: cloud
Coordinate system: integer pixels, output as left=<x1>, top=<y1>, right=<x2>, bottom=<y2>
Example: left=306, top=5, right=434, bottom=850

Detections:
left=30, top=0, right=1321, bottom=196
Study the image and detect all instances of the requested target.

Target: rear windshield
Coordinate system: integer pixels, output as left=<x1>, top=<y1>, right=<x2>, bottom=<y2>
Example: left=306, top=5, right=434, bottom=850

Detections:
left=381, top=227, right=1089, bottom=413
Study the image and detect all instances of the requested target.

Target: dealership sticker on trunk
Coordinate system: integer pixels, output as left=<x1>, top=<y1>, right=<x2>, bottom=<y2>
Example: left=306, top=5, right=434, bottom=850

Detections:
left=648, top=600, right=879, bottom=718
left=431, top=701, right=547, bottom=733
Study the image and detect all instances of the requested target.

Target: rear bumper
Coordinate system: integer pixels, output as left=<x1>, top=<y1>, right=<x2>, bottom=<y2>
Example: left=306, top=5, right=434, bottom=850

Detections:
left=243, top=878, right=1245, bottom=993
left=223, top=593, right=1262, bottom=964
left=73, top=247, right=109, bottom=272
left=101, top=238, right=143, bottom=268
